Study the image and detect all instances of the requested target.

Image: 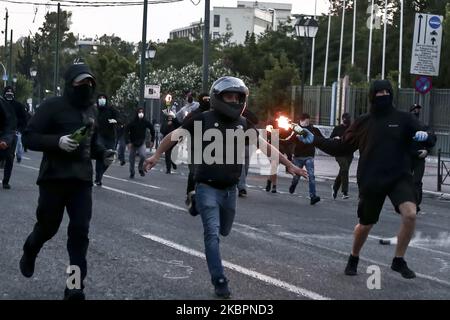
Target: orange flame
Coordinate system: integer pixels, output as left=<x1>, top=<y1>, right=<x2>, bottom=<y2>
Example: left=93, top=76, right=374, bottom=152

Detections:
left=276, top=116, right=291, bottom=130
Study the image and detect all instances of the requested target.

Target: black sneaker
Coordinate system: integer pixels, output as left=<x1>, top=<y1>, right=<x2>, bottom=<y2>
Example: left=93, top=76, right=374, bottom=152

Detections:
left=94, top=181, right=102, bottom=187
left=17, top=157, right=22, bottom=163
left=172, top=163, right=177, bottom=170
left=213, top=277, right=231, bottom=299
left=332, top=186, right=337, bottom=199
left=19, top=252, right=37, bottom=278
left=391, top=257, right=416, bottom=279
left=238, top=189, right=247, bottom=197
left=342, top=193, right=349, bottom=199
left=310, top=196, right=321, bottom=205
left=166, top=169, right=171, bottom=174
left=289, top=183, right=297, bottom=194
left=344, top=254, right=359, bottom=276
left=265, top=180, right=271, bottom=192
left=139, top=170, right=145, bottom=177
left=271, top=186, right=277, bottom=193
left=64, top=288, right=85, bottom=300
left=186, top=191, right=199, bottom=217
left=129, top=173, right=135, bottom=179
left=2, top=183, right=11, bottom=190
left=120, top=160, right=126, bottom=166
left=416, top=206, right=421, bottom=213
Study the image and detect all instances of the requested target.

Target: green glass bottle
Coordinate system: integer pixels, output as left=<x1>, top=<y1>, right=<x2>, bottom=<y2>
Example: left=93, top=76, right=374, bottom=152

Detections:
left=70, top=126, right=89, bottom=143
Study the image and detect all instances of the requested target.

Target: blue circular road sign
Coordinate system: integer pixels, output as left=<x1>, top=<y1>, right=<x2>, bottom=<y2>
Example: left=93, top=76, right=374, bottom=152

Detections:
left=429, top=16, right=441, bottom=29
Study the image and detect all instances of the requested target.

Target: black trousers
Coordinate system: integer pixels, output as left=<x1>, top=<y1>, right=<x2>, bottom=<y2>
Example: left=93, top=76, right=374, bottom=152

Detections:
left=95, top=137, right=115, bottom=183
left=187, top=163, right=195, bottom=195
left=333, top=156, right=353, bottom=195
left=411, top=157, right=425, bottom=206
left=2, top=135, right=17, bottom=185
left=165, top=145, right=176, bottom=173
left=23, top=181, right=92, bottom=282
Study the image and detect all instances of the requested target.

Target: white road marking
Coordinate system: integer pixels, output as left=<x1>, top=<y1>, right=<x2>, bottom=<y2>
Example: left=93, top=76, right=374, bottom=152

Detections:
left=369, top=235, right=450, bottom=258
left=103, top=174, right=162, bottom=189
left=102, top=185, right=186, bottom=211
left=136, top=230, right=331, bottom=300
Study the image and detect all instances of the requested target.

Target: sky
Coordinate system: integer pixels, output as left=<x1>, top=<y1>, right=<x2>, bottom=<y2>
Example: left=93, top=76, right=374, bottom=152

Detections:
left=1, top=0, right=329, bottom=44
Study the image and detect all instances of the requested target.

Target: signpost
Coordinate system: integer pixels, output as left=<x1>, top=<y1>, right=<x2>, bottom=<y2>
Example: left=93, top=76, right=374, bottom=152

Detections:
left=410, top=13, right=443, bottom=76
left=144, top=84, right=161, bottom=99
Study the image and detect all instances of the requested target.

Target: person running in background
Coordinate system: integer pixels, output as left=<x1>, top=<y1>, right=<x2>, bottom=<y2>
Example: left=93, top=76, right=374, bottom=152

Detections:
left=330, top=112, right=354, bottom=200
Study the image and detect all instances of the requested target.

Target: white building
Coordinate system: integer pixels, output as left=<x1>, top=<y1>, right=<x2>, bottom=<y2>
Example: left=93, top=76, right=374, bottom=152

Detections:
left=169, top=21, right=203, bottom=41
left=168, top=1, right=292, bottom=45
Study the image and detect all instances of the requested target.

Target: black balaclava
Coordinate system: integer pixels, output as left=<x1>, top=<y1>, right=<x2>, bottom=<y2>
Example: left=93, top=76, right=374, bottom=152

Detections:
left=63, top=63, right=96, bottom=108
left=369, top=80, right=394, bottom=116
left=3, top=86, right=15, bottom=101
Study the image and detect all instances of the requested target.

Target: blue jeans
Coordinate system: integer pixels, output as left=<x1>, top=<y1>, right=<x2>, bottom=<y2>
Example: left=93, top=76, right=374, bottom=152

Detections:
left=292, top=157, right=317, bottom=198
left=195, top=183, right=237, bottom=282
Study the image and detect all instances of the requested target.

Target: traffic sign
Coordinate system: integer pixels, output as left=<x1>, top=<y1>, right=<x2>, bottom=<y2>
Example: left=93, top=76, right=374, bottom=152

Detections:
left=415, top=76, right=432, bottom=95
left=410, top=13, right=443, bottom=76
left=144, top=84, right=161, bottom=99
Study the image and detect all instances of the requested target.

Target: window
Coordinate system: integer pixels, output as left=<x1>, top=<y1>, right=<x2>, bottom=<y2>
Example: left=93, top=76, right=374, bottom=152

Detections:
left=213, top=15, right=220, bottom=28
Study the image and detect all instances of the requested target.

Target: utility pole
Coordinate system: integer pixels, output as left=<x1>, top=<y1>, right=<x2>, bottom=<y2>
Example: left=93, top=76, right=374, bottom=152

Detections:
left=53, top=2, right=61, bottom=95
left=202, top=0, right=210, bottom=93
left=139, top=0, right=148, bottom=108
left=4, top=9, right=8, bottom=84
left=9, top=29, right=12, bottom=86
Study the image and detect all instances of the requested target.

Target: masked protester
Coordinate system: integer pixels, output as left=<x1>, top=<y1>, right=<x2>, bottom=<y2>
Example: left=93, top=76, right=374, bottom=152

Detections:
left=144, top=76, right=307, bottom=298
left=94, top=94, right=120, bottom=186
left=1, top=86, right=28, bottom=189
left=20, top=63, right=116, bottom=300
left=0, top=98, right=15, bottom=161
left=409, top=104, right=431, bottom=213
left=298, top=79, right=436, bottom=280
left=160, top=111, right=180, bottom=174
left=330, top=112, right=354, bottom=199
left=124, top=107, right=155, bottom=178
left=287, top=113, right=324, bottom=205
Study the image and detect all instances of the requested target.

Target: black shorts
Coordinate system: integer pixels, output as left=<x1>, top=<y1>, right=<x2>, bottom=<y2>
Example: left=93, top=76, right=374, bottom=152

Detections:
left=357, top=176, right=416, bottom=225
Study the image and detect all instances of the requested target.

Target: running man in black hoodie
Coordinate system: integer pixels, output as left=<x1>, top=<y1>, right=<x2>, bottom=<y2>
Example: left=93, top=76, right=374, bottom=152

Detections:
left=298, top=79, right=436, bottom=279
left=125, top=107, right=155, bottom=178
left=20, top=63, right=115, bottom=300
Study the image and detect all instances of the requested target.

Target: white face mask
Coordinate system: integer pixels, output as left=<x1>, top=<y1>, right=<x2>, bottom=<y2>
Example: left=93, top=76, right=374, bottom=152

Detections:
left=98, top=98, right=106, bottom=107
left=138, top=112, right=144, bottom=119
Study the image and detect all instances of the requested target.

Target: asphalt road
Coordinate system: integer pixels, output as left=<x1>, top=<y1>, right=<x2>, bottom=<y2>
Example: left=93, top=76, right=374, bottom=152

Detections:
left=1, top=151, right=449, bottom=300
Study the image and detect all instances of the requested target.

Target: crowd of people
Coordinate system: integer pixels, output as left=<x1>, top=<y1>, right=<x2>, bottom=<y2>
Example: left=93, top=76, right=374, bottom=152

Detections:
left=0, top=62, right=437, bottom=300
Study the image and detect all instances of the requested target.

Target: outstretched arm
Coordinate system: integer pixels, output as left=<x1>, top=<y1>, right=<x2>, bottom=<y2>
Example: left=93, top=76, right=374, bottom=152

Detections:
left=143, top=129, right=180, bottom=172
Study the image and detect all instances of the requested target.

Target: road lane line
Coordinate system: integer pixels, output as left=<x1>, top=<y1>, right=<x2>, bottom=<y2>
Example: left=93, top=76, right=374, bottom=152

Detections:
left=103, top=175, right=162, bottom=189
left=136, top=231, right=331, bottom=300
left=102, top=185, right=186, bottom=211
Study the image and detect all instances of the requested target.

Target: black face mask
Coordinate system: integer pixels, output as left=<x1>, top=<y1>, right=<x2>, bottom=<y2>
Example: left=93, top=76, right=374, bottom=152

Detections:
left=72, top=84, right=93, bottom=106
left=343, top=119, right=350, bottom=126
left=373, top=95, right=392, bottom=111
left=4, top=92, right=14, bottom=101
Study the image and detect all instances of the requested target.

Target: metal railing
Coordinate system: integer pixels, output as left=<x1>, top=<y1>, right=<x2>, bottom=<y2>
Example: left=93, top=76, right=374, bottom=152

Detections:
left=437, top=149, right=450, bottom=192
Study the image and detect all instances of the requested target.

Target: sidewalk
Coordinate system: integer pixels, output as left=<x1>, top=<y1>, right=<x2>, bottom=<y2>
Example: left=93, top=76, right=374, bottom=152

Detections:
left=247, top=152, right=450, bottom=199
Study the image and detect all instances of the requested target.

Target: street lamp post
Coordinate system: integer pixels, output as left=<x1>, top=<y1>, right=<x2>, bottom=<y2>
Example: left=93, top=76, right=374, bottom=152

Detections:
left=144, top=42, right=157, bottom=122
left=12, top=74, right=17, bottom=90
left=30, top=67, right=37, bottom=113
left=294, top=16, right=319, bottom=117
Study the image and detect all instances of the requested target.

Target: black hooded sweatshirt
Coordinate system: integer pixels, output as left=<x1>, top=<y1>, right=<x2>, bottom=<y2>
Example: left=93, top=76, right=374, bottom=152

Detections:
left=125, top=109, right=155, bottom=147
left=2, top=86, right=28, bottom=133
left=96, top=94, right=119, bottom=141
left=312, top=80, right=436, bottom=193
left=23, top=63, right=106, bottom=185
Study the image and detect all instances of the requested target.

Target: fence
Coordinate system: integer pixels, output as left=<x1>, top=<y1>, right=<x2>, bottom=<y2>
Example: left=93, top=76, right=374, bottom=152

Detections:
left=292, top=85, right=450, bottom=154
left=437, top=149, right=450, bottom=192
